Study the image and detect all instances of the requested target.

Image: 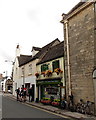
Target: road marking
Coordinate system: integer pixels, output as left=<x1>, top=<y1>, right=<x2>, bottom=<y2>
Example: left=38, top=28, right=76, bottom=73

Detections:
left=4, top=96, right=72, bottom=119
left=23, top=102, right=70, bottom=119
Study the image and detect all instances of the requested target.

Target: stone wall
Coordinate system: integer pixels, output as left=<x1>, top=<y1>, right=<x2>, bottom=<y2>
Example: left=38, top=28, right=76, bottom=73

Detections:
left=64, top=4, right=95, bottom=103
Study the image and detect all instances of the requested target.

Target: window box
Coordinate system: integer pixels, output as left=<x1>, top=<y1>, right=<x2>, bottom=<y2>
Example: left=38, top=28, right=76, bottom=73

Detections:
left=41, top=98, right=51, bottom=105
left=41, top=72, right=46, bottom=77
left=45, top=70, right=52, bottom=77
left=51, top=101, right=60, bottom=106
left=54, top=68, right=63, bottom=75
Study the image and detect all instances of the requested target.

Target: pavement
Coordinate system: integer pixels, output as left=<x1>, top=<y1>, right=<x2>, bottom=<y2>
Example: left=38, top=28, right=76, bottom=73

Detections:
left=5, top=93, right=96, bottom=120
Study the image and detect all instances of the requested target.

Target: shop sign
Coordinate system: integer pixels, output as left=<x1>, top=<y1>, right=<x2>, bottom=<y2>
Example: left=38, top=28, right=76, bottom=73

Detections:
left=37, top=79, right=61, bottom=85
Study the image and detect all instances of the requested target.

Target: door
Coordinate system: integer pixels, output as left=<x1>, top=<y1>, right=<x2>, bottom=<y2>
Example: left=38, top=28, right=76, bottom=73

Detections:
left=32, top=84, right=35, bottom=101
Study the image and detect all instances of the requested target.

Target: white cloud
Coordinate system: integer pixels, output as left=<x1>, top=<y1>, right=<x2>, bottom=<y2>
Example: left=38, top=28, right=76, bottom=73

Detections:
left=0, top=0, right=80, bottom=76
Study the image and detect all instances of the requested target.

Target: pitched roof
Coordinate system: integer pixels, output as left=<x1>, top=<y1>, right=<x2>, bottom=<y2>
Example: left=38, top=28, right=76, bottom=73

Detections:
left=30, top=38, right=60, bottom=61
left=37, top=41, right=64, bottom=65
left=31, top=46, right=41, bottom=52
left=17, top=38, right=60, bottom=66
left=18, top=54, right=32, bottom=67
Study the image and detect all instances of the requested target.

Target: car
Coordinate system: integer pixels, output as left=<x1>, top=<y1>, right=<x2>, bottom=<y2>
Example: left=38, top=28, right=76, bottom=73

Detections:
left=8, top=90, right=12, bottom=94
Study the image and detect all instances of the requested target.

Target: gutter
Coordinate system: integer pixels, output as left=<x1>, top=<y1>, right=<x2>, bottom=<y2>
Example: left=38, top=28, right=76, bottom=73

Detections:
left=64, top=20, right=72, bottom=96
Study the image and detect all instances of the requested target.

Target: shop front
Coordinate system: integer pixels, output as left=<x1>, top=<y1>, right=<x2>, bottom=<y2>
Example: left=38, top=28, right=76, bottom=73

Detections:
left=36, top=77, right=64, bottom=102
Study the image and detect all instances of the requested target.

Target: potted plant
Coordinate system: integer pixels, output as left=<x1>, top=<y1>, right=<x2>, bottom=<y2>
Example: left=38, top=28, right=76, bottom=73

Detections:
left=51, top=99, right=60, bottom=107
left=45, top=70, right=52, bottom=77
left=41, top=71, right=46, bottom=77
left=35, top=72, right=39, bottom=78
left=41, top=98, right=51, bottom=105
left=54, top=68, right=63, bottom=75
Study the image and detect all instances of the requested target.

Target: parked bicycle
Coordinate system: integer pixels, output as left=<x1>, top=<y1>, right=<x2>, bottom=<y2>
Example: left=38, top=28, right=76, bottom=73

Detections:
left=76, top=99, right=94, bottom=115
left=84, top=101, right=94, bottom=115
left=61, top=100, right=67, bottom=109
left=68, top=94, right=75, bottom=112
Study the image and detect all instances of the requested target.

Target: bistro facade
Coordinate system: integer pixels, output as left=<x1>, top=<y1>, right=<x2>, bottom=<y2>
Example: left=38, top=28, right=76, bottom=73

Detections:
left=35, top=41, right=65, bottom=102
left=37, top=77, right=63, bottom=101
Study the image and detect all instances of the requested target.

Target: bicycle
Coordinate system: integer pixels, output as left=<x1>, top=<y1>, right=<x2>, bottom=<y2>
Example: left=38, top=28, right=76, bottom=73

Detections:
left=76, top=99, right=94, bottom=115
left=84, top=101, right=94, bottom=115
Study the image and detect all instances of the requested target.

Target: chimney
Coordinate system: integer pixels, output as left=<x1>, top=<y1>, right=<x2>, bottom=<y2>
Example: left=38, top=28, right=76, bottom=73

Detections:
left=16, top=44, right=20, bottom=57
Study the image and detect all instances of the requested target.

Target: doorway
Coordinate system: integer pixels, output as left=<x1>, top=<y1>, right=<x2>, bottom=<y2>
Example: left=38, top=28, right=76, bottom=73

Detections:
left=32, top=84, right=35, bottom=101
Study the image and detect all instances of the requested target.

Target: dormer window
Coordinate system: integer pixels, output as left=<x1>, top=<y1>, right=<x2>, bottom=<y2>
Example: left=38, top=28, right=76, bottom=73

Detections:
left=31, top=46, right=41, bottom=57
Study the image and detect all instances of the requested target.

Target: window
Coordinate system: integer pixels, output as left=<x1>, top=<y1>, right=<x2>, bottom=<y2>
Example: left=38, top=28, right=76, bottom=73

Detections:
left=95, top=3, right=96, bottom=12
left=52, top=60, right=59, bottom=71
left=41, top=64, right=49, bottom=72
left=21, top=67, right=24, bottom=76
left=16, top=68, right=17, bottom=74
left=46, top=87, right=59, bottom=95
left=29, top=64, right=32, bottom=74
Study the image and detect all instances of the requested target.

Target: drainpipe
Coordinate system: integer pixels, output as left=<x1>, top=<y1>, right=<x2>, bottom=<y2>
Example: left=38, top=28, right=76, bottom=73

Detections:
left=64, top=20, right=72, bottom=96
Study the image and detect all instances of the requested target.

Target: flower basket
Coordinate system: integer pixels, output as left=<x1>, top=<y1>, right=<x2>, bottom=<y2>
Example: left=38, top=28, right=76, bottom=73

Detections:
left=54, top=68, right=63, bottom=75
left=51, top=101, right=60, bottom=107
left=41, top=72, right=45, bottom=77
left=41, top=99, right=51, bottom=105
left=45, top=70, right=52, bottom=77
left=35, top=73, right=39, bottom=78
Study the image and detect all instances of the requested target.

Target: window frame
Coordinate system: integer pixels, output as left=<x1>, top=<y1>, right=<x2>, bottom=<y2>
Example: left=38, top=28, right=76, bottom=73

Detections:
left=52, top=60, right=60, bottom=72
left=29, top=64, right=32, bottom=74
left=41, top=64, right=49, bottom=72
left=21, top=67, right=24, bottom=76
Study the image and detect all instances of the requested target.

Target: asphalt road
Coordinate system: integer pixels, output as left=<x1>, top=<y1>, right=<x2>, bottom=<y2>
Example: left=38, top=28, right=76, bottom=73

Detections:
left=2, top=96, right=73, bottom=120
left=0, top=92, right=2, bottom=119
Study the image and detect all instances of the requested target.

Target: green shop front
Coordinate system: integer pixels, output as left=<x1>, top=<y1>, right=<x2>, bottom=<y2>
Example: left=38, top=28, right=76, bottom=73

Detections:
left=36, top=77, right=64, bottom=102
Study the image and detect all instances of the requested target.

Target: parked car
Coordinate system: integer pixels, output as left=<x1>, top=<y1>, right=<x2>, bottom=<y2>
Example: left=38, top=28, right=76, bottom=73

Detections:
left=8, top=89, right=12, bottom=94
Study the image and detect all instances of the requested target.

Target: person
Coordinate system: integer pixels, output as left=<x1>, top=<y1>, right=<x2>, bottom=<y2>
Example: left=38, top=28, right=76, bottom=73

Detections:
left=20, top=86, right=24, bottom=102
left=28, top=87, right=33, bottom=102
left=16, top=87, right=20, bottom=101
left=23, top=88, right=27, bottom=102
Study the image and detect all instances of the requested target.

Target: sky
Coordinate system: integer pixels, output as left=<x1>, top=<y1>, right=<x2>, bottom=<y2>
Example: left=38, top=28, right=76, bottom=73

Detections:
left=0, top=0, right=80, bottom=76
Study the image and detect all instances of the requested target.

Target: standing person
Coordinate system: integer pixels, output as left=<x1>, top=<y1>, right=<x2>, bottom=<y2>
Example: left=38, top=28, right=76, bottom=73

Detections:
left=23, top=88, right=27, bottom=102
left=20, top=86, right=24, bottom=102
left=16, top=87, right=20, bottom=101
left=28, top=86, right=32, bottom=102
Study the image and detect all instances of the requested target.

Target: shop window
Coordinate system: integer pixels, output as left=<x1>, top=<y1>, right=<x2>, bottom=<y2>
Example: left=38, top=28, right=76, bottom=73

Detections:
left=41, top=64, right=49, bottom=72
left=46, top=87, right=59, bottom=95
left=52, top=60, right=60, bottom=71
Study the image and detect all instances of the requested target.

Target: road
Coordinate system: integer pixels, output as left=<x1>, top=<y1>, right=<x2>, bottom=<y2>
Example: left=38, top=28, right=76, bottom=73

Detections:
left=2, top=95, right=73, bottom=119
left=0, top=92, right=2, bottom=120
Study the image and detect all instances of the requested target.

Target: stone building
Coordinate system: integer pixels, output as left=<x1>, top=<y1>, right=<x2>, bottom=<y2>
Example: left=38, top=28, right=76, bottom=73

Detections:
left=61, top=1, right=96, bottom=113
